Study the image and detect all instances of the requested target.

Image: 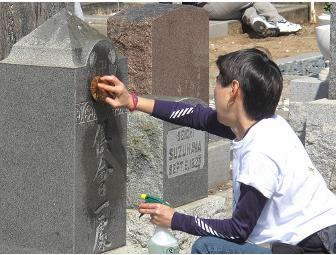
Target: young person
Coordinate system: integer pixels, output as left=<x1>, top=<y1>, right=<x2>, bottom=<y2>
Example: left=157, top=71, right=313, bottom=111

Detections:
left=97, top=48, right=336, bottom=253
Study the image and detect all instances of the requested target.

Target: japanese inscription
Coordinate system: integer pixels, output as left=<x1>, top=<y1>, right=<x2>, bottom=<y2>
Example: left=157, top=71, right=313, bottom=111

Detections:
left=92, top=124, right=113, bottom=253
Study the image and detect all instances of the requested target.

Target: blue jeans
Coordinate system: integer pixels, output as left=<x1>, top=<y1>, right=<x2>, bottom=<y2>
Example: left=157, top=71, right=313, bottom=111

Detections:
left=191, top=236, right=271, bottom=254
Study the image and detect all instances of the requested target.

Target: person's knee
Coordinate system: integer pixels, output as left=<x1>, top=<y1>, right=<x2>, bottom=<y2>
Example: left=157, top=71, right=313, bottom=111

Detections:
left=191, top=237, right=210, bottom=254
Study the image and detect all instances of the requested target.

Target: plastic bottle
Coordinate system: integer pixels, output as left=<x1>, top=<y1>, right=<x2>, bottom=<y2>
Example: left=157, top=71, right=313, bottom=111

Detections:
left=140, top=194, right=179, bottom=254
left=148, top=226, right=179, bottom=254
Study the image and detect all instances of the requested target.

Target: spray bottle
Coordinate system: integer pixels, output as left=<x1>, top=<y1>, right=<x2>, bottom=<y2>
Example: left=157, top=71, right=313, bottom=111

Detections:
left=140, top=194, right=179, bottom=254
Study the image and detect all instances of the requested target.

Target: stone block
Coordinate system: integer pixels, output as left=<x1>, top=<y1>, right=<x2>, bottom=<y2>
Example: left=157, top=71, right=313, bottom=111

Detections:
left=288, top=102, right=307, bottom=144
left=289, top=76, right=328, bottom=102
left=127, top=97, right=208, bottom=208
left=289, top=99, right=336, bottom=190
left=289, top=98, right=336, bottom=141
left=0, top=10, right=127, bottom=253
left=208, top=140, right=232, bottom=189
left=107, top=4, right=209, bottom=103
left=304, top=99, right=336, bottom=191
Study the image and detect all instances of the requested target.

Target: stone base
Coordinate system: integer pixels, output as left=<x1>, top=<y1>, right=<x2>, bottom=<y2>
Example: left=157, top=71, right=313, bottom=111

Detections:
left=107, top=191, right=230, bottom=254
left=289, top=76, right=328, bottom=102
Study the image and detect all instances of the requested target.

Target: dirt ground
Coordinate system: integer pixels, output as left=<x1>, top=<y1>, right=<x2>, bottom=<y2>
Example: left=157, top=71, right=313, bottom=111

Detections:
left=209, top=6, right=325, bottom=71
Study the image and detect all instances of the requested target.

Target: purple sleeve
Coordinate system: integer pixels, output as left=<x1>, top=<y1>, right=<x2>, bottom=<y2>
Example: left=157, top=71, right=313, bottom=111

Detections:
left=171, top=184, right=268, bottom=243
left=152, top=100, right=235, bottom=139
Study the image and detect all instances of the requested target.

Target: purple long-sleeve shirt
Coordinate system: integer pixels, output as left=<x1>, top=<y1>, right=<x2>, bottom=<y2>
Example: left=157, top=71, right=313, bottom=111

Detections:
left=151, top=100, right=268, bottom=243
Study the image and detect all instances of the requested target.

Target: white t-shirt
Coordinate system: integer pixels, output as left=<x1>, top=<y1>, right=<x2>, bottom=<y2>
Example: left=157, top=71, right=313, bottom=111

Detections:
left=231, top=114, right=336, bottom=245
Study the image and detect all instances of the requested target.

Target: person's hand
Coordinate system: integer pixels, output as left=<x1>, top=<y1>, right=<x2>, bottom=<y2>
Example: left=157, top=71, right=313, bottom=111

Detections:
left=98, top=75, right=134, bottom=110
left=138, top=202, right=175, bottom=228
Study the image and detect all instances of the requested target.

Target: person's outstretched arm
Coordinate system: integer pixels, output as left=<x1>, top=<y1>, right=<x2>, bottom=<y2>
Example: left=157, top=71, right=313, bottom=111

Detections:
left=151, top=100, right=235, bottom=139
left=98, top=75, right=155, bottom=114
left=98, top=75, right=235, bottom=139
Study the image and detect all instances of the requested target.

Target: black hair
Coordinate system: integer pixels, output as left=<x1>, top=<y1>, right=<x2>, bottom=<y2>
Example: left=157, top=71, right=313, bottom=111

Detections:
left=216, top=48, right=283, bottom=121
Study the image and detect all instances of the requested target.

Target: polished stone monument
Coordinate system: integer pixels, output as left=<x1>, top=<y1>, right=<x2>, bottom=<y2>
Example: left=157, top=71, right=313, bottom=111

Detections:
left=0, top=9, right=127, bottom=253
left=107, top=4, right=209, bottom=103
left=127, top=97, right=208, bottom=208
left=0, top=2, right=66, bottom=61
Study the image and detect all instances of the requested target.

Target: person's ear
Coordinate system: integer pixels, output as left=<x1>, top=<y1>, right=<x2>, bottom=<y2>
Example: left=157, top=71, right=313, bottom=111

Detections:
left=229, top=80, right=240, bottom=103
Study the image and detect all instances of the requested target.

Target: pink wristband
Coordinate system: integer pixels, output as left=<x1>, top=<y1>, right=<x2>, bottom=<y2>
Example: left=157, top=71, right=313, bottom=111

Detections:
left=129, top=92, right=138, bottom=112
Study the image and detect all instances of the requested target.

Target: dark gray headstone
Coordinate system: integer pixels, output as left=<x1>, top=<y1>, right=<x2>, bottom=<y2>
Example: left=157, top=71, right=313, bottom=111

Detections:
left=0, top=2, right=66, bottom=61
left=0, top=9, right=127, bottom=253
left=329, top=3, right=336, bottom=99
left=127, top=97, right=208, bottom=208
left=107, top=4, right=209, bottom=103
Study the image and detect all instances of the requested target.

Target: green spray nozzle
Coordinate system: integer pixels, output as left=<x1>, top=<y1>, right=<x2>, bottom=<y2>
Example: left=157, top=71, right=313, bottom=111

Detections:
left=139, top=193, right=170, bottom=219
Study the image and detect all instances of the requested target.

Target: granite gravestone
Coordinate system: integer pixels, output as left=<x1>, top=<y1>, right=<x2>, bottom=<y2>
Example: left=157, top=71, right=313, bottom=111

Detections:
left=0, top=2, right=66, bottom=61
left=127, top=97, right=208, bottom=208
left=288, top=99, right=336, bottom=191
left=0, top=9, right=127, bottom=253
left=107, top=4, right=209, bottom=103
left=305, top=100, right=336, bottom=191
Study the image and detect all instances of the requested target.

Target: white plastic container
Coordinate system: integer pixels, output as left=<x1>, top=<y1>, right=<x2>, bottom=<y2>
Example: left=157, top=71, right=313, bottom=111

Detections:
left=148, top=226, right=179, bottom=254
left=316, top=24, right=330, bottom=60
left=315, top=24, right=330, bottom=80
left=318, top=14, right=330, bottom=26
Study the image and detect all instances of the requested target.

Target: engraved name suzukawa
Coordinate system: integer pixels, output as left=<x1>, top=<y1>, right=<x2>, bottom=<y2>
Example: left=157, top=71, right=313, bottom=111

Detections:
left=166, top=127, right=205, bottom=178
